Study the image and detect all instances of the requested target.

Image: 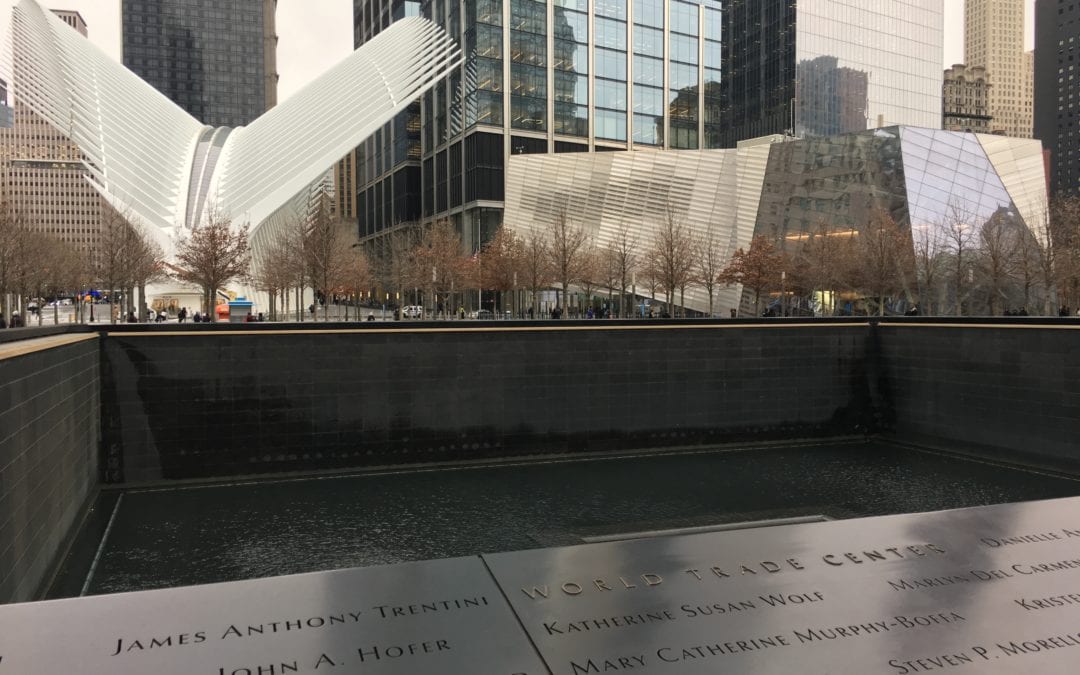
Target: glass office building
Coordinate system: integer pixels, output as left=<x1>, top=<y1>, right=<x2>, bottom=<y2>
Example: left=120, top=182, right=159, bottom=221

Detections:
left=720, top=0, right=943, bottom=146
left=121, top=0, right=278, bottom=128
left=355, top=0, right=944, bottom=248
left=1034, top=0, right=1080, bottom=197
left=353, top=0, right=424, bottom=239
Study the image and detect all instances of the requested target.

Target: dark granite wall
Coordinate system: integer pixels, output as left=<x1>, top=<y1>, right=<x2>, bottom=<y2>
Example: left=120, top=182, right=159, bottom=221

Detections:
left=0, top=335, right=99, bottom=604
left=101, top=323, right=874, bottom=482
left=877, top=323, right=1080, bottom=471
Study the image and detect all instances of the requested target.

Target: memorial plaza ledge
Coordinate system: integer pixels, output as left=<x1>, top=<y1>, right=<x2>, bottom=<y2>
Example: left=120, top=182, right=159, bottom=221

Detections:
left=1, top=318, right=1080, bottom=672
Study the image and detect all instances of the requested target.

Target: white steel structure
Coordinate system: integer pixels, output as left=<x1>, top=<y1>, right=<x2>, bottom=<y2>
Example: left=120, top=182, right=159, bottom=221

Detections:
left=8, top=0, right=461, bottom=253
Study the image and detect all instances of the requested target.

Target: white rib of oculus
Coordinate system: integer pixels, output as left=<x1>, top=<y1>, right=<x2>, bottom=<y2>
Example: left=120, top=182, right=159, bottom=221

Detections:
left=9, top=0, right=461, bottom=250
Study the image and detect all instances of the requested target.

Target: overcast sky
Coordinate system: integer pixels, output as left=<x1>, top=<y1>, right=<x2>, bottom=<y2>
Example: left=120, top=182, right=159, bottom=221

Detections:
left=0, top=0, right=1036, bottom=104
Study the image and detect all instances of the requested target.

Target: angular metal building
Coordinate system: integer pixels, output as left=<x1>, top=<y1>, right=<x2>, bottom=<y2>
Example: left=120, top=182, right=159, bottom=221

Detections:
left=503, top=127, right=1047, bottom=315
left=8, top=0, right=461, bottom=255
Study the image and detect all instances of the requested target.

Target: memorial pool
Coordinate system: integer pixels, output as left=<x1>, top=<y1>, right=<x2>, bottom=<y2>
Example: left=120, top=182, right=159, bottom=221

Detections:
left=49, top=440, right=1080, bottom=599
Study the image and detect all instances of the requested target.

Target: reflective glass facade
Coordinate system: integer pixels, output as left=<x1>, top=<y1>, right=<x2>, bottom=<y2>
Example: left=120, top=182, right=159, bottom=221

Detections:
left=353, top=0, right=423, bottom=239
left=354, top=0, right=947, bottom=253
left=121, top=0, right=278, bottom=129
left=410, top=0, right=733, bottom=248
left=756, top=127, right=1044, bottom=253
left=796, top=0, right=943, bottom=135
left=719, top=0, right=943, bottom=148
left=504, top=127, right=1048, bottom=315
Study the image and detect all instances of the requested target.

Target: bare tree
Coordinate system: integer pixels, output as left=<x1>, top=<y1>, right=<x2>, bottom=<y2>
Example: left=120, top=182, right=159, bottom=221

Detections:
left=520, top=230, right=551, bottom=317
left=577, top=245, right=603, bottom=317
left=608, top=224, right=639, bottom=318
left=414, top=219, right=466, bottom=317
left=340, top=246, right=374, bottom=320
left=95, top=205, right=159, bottom=322
left=378, top=224, right=422, bottom=312
left=0, top=198, right=24, bottom=324
left=789, top=219, right=855, bottom=316
left=942, top=201, right=978, bottom=316
left=305, top=196, right=352, bottom=321
left=545, top=210, right=590, bottom=316
left=693, top=229, right=725, bottom=317
left=47, top=240, right=91, bottom=324
left=476, top=226, right=522, bottom=317
left=976, top=211, right=1021, bottom=316
left=852, top=208, right=914, bottom=316
left=639, top=256, right=664, bottom=316
left=128, top=223, right=167, bottom=322
left=720, top=235, right=784, bottom=316
left=174, top=206, right=251, bottom=322
left=1048, top=194, right=1080, bottom=311
left=1012, top=229, right=1042, bottom=315
left=648, top=207, right=695, bottom=317
left=252, top=226, right=297, bottom=321
left=911, top=223, right=948, bottom=315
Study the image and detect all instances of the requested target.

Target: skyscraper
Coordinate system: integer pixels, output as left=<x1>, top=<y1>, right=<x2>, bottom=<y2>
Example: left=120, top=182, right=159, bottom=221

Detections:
left=121, top=0, right=279, bottom=128
left=1, top=10, right=105, bottom=261
left=352, top=0, right=945, bottom=249
left=1034, top=0, right=1080, bottom=196
left=720, top=0, right=943, bottom=148
left=351, top=0, right=423, bottom=241
left=943, top=64, right=992, bottom=134
left=965, top=0, right=1034, bottom=138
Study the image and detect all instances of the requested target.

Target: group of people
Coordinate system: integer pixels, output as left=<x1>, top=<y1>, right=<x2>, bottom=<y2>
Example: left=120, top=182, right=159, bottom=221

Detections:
left=0, top=312, right=24, bottom=328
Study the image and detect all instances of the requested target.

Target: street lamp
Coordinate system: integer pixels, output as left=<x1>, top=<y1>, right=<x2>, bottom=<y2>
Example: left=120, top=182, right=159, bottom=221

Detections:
left=781, top=270, right=786, bottom=317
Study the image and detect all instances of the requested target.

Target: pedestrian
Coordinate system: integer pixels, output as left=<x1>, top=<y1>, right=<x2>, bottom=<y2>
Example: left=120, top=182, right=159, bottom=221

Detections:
left=192, top=311, right=201, bottom=323
left=178, top=307, right=187, bottom=323
left=126, top=311, right=137, bottom=323
left=9, top=311, right=22, bottom=328
left=0, top=314, right=6, bottom=329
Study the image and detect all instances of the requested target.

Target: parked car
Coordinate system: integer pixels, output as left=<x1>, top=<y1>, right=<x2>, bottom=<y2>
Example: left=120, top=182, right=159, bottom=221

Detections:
left=469, top=309, right=494, bottom=320
left=402, top=305, right=423, bottom=318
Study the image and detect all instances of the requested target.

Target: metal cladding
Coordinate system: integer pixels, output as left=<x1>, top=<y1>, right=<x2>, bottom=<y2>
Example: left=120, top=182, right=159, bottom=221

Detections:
left=9, top=0, right=461, bottom=251
left=504, top=142, right=775, bottom=316
left=503, top=127, right=1048, bottom=315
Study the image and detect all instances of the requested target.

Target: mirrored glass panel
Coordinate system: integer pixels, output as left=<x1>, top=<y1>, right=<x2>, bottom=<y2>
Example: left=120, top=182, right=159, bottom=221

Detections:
left=595, top=16, right=628, bottom=50
left=596, top=109, right=627, bottom=141
left=554, top=8, right=587, bottom=42
left=633, top=0, right=664, bottom=28
left=796, top=0, right=943, bottom=136
left=554, top=102, right=588, bottom=136
left=900, top=127, right=1017, bottom=248
left=633, top=113, right=663, bottom=145
left=756, top=127, right=910, bottom=240
left=633, top=25, right=663, bottom=58
left=594, top=0, right=627, bottom=21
